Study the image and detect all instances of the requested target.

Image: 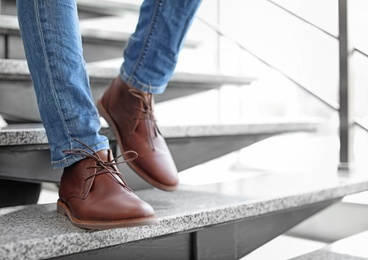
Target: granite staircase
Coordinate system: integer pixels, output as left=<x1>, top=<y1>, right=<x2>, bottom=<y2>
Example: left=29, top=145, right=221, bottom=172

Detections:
left=2, top=132, right=368, bottom=260
left=1, top=1, right=368, bottom=260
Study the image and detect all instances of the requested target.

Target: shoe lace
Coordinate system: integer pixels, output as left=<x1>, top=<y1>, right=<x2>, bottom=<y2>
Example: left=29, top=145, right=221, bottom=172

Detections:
left=129, top=88, right=159, bottom=151
left=63, top=138, right=137, bottom=192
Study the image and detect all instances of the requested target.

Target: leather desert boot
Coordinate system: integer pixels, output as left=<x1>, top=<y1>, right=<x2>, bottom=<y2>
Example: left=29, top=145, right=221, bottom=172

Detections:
left=97, top=76, right=179, bottom=191
left=57, top=143, right=157, bottom=230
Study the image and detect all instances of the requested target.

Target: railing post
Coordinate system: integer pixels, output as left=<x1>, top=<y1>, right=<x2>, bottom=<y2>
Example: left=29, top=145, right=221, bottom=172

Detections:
left=338, top=0, right=354, bottom=171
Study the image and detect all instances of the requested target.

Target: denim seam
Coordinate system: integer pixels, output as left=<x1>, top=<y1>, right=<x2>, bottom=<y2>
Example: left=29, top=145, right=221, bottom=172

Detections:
left=33, top=0, right=72, bottom=150
left=129, top=0, right=163, bottom=82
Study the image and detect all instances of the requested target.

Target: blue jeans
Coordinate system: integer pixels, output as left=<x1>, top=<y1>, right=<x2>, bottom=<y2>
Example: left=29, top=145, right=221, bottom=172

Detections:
left=16, top=0, right=202, bottom=168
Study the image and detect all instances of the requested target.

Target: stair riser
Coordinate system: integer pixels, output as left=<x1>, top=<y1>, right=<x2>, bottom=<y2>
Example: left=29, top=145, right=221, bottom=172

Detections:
left=0, top=33, right=128, bottom=62
left=0, top=36, right=23, bottom=59
left=0, top=79, right=217, bottom=122
left=1, top=0, right=18, bottom=16
left=0, top=134, right=272, bottom=188
left=0, top=79, right=113, bottom=122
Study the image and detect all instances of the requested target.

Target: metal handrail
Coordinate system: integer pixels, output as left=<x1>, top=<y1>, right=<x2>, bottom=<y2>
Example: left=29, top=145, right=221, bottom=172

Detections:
left=196, top=16, right=340, bottom=111
left=265, top=0, right=368, bottom=132
left=355, top=118, right=368, bottom=132
left=354, top=47, right=368, bottom=58
left=352, top=47, right=368, bottom=131
left=199, top=1, right=368, bottom=135
left=265, top=0, right=339, bottom=40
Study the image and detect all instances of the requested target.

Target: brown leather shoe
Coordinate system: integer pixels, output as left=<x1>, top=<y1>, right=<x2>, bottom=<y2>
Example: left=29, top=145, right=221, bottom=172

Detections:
left=57, top=143, right=157, bottom=230
left=97, top=76, right=179, bottom=191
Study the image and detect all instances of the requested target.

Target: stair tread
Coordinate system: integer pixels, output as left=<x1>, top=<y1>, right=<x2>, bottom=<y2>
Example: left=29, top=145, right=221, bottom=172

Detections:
left=0, top=118, right=320, bottom=146
left=0, top=14, right=200, bottom=48
left=0, top=58, right=255, bottom=86
left=87, top=57, right=255, bottom=84
left=0, top=58, right=255, bottom=122
left=0, top=15, right=18, bottom=34
left=0, top=14, right=132, bottom=40
left=1, top=164, right=368, bottom=260
left=291, top=230, right=368, bottom=260
left=79, top=16, right=201, bottom=48
left=77, top=0, right=141, bottom=14
left=0, top=120, right=322, bottom=184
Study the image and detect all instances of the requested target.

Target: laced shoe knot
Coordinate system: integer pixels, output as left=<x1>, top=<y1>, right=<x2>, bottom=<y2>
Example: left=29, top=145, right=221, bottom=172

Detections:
left=63, top=138, right=137, bottom=192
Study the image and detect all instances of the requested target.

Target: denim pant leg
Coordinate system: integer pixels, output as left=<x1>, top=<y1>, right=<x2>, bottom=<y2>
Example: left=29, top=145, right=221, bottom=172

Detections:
left=121, top=0, right=203, bottom=94
left=17, top=0, right=110, bottom=168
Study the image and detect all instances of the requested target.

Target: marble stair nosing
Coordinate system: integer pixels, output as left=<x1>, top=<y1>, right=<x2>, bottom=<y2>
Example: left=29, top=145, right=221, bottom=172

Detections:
left=0, top=119, right=321, bottom=147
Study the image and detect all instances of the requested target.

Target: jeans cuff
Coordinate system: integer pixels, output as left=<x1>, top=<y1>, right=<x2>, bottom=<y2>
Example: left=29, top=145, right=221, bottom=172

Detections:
left=51, top=140, right=110, bottom=169
left=119, top=68, right=168, bottom=94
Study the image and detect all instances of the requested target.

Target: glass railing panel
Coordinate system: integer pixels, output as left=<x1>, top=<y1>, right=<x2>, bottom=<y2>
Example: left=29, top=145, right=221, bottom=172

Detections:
left=350, top=0, right=368, bottom=54
left=175, top=0, right=220, bottom=75
left=350, top=1, right=368, bottom=129
left=270, top=0, right=338, bottom=37
left=218, top=0, right=339, bottom=116
left=353, top=51, right=368, bottom=125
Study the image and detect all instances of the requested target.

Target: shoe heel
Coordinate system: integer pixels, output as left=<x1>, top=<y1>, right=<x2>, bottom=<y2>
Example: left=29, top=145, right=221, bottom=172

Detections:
left=96, top=99, right=114, bottom=127
left=56, top=200, right=67, bottom=216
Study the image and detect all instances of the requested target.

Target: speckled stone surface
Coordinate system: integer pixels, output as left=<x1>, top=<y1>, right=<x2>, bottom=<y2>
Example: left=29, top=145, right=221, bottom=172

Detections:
left=0, top=126, right=47, bottom=146
left=0, top=120, right=319, bottom=146
left=0, top=58, right=254, bottom=85
left=0, top=59, right=117, bottom=80
left=0, top=15, right=20, bottom=32
left=0, top=14, right=198, bottom=51
left=0, top=59, right=30, bottom=78
left=1, top=167, right=368, bottom=260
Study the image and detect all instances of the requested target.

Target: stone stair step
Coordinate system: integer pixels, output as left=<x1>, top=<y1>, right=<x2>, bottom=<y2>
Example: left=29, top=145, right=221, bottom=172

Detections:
left=0, top=58, right=256, bottom=122
left=0, top=120, right=320, bottom=147
left=291, top=230, right=368, bottom=260
left=0, top=119, right=320, bottom=187
left=0, top=0, right=142, bottom=17
left=79, top=15, right=201, bottom=48
left=76, top=0, right=142, bottom=15
left=1, top=161, right=368, bottom=260
left=0, top=14, right=200, bottom=61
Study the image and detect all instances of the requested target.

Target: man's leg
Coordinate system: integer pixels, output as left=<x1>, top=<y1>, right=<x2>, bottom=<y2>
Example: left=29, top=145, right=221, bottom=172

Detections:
left=17, top=0, right=108, bottom=167
left=98, top=0, right=203, bottom=191
left=16, top=0, right=156, bottom=229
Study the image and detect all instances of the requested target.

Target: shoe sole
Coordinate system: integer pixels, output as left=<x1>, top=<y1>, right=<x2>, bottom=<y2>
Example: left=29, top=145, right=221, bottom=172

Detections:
left=57, top=200, right=158, bottom=230
left=97, top=99, right=178, bottom=192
